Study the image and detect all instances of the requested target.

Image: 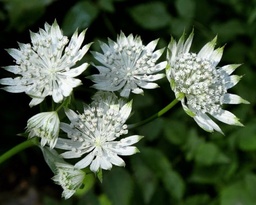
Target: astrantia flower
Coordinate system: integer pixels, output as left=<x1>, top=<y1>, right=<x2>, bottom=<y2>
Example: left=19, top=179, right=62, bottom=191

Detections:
left=26, top=111, right=60, bottom=148
left=166, top=31, right=249, bottom=134
left=0, top=20, right=91, bottom=107
left=89, top=32, right=167, bottom=98
left=55, top=91, right=142, bottom=172
left=52, top=162, right=85, bottom=199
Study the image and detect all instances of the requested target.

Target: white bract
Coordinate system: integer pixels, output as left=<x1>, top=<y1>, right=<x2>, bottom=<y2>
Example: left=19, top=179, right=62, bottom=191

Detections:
left=166, top=31, right=249, bottom=134
left=89, top=32, right=167, bottom=98
left=52, top=162, right=85, bottom=199
left=55, top=91, right=142, bottom=172
left=26, top=111, right=60, bottom=148
left=0, top=20, right=91, bottom=107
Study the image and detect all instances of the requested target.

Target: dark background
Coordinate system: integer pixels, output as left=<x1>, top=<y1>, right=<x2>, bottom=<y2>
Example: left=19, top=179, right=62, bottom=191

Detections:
left=0, top=0, right=256, bottom=204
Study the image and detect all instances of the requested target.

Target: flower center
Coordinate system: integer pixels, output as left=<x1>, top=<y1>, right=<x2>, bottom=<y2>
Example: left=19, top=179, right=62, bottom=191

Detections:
left=173, top=53, right=226, bottom=114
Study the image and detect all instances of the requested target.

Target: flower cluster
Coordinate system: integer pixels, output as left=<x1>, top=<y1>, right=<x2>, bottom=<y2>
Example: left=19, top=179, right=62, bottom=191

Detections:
left=89, top=32, right=167, bottom=98
left=0, top=20, right=91, bottom=107
left=0, top=20, right=248, bottom=199
left=166, top=31, right=249, bottom=133
left=55, top=91, right=142, bottom=172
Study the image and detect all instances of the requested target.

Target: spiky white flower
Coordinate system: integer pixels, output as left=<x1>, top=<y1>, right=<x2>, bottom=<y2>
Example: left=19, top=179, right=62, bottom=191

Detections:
left=26, top=111, right=60, bottom=148
left=52, top=162, right=85, bottom=199
left=55, top=91, right=142, bottom=172
left=89, top=32, right=167, bottom=98
left=166, top=31, right=249, bottom=134
left=0, top=20, right=92, bottom=107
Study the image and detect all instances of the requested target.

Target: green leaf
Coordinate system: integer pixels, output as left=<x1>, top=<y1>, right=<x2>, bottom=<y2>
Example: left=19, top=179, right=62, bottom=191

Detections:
left=101, top=168, right=133, bottom=205
left=75, top=174, right=95, bottom=197
left=183, top=194, right=210, bottom=205
left=139, top=118, right=164, bottom=141
left=175, top=0, right=195, bottom=19
left=129, top=2, right=172, bottom=30
left=194, top=142, right=229, bottom=166
left=62, top=1, right=99, bottom=36
left=3, top=0, right=53, bottom=31
left=164, top=119, right=187, bottom=145
left=141, top=148, right=185, bottom=200
left=98, top=0, right=115, bottom=13
left=163, top=170, right=185, bottom=200
left=220, top=174, right=256, bottom=205
left=237, top=122, right=256, bottom=151
left=131, top=156, right=158, bottom=204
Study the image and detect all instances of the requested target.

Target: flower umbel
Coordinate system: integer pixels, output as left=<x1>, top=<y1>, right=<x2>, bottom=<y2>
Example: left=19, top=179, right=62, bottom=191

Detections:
left=0, top=20, right=92, bottom=107
left=55, top=91, right=142, bottom=172
left=52, top=162, right=85, bottom=199
left=89, top=32, right=167, bottom=98
left=166, top=31, right=249, bottom=134
left=26, top=111, right=60, bottom=148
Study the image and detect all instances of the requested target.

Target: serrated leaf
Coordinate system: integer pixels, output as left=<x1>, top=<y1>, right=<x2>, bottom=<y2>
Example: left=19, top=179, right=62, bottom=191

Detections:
left=129, top=2, right=171, bottom=30
left=62, top=1, right=99, bottom=36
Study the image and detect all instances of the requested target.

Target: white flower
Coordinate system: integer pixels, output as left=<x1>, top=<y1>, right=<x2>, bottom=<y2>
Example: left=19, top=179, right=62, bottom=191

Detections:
left=89, top=32, right=167, bottom=98
left=166, top=31, right=249, bottom=134
left=52, top=162, right=85, bottom=199
left=55, top=91, right=143, bottom=172
left=26, top=111, right=60, bottom=148
left=0, top=20, right=92, bottom=107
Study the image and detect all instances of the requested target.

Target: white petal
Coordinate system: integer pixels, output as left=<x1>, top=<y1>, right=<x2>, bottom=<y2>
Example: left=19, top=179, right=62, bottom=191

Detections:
left=198, top=36, right=217, bottom=60
left=225, top=75, right=242, bottom=89
left=145, top=39, right=159, bottom=52
left=120, top=135, right=143, bottom=146
left=212, top=109, right=243, bottom=126
left=75, top=152, right=95, bottom=169
left=64, top=62, right=89, bottom=77
left=137, top=82, right=159, bottom=89
left=183, top=31, right=194, bottom=53
left=194, top=112, right=223, bottom=134
left=209, top=46, right=224, bottom=66
left=65, top=109, right=79, bottom=122
left=132, top=88, right=144, bottom=94
left=219, top=64, right=241, bottom=75
left=109, top=154, right=125, bottom=167
left=90, top=157, right=100, bottom=172
left=114, top=146, right=138, bottom=156
left=120, top=100, right=132, bottom=120
left=222, top=93, right=249, bottom=104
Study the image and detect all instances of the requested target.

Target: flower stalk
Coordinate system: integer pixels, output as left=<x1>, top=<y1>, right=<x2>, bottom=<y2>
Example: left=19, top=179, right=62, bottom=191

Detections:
left=127, top=97, right=181, bottom=129
left=0, top=138, right=37, bottom=165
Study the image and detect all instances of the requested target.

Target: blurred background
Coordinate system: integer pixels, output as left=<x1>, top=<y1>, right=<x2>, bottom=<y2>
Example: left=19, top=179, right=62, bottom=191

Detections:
left=0, top=0, right=256, bottom=204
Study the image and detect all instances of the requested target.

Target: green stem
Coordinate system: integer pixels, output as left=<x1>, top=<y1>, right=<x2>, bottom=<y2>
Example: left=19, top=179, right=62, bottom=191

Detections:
left=128, top=98, right=180, bottom=129
left=0, top=138, right=37, bottom=165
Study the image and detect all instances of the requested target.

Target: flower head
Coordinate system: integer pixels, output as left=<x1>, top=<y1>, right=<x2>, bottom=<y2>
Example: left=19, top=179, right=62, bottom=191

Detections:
left=26, top=111, right=60, bottom=148
left=55, top=91, right=142, bottom=172
left=0, top=20, right=92, bottom=107
left=166, top=31, right=249, bottom=134
left=52, top=162, right=85, bottom=199
left=89, top=32, right=167, bottom=98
